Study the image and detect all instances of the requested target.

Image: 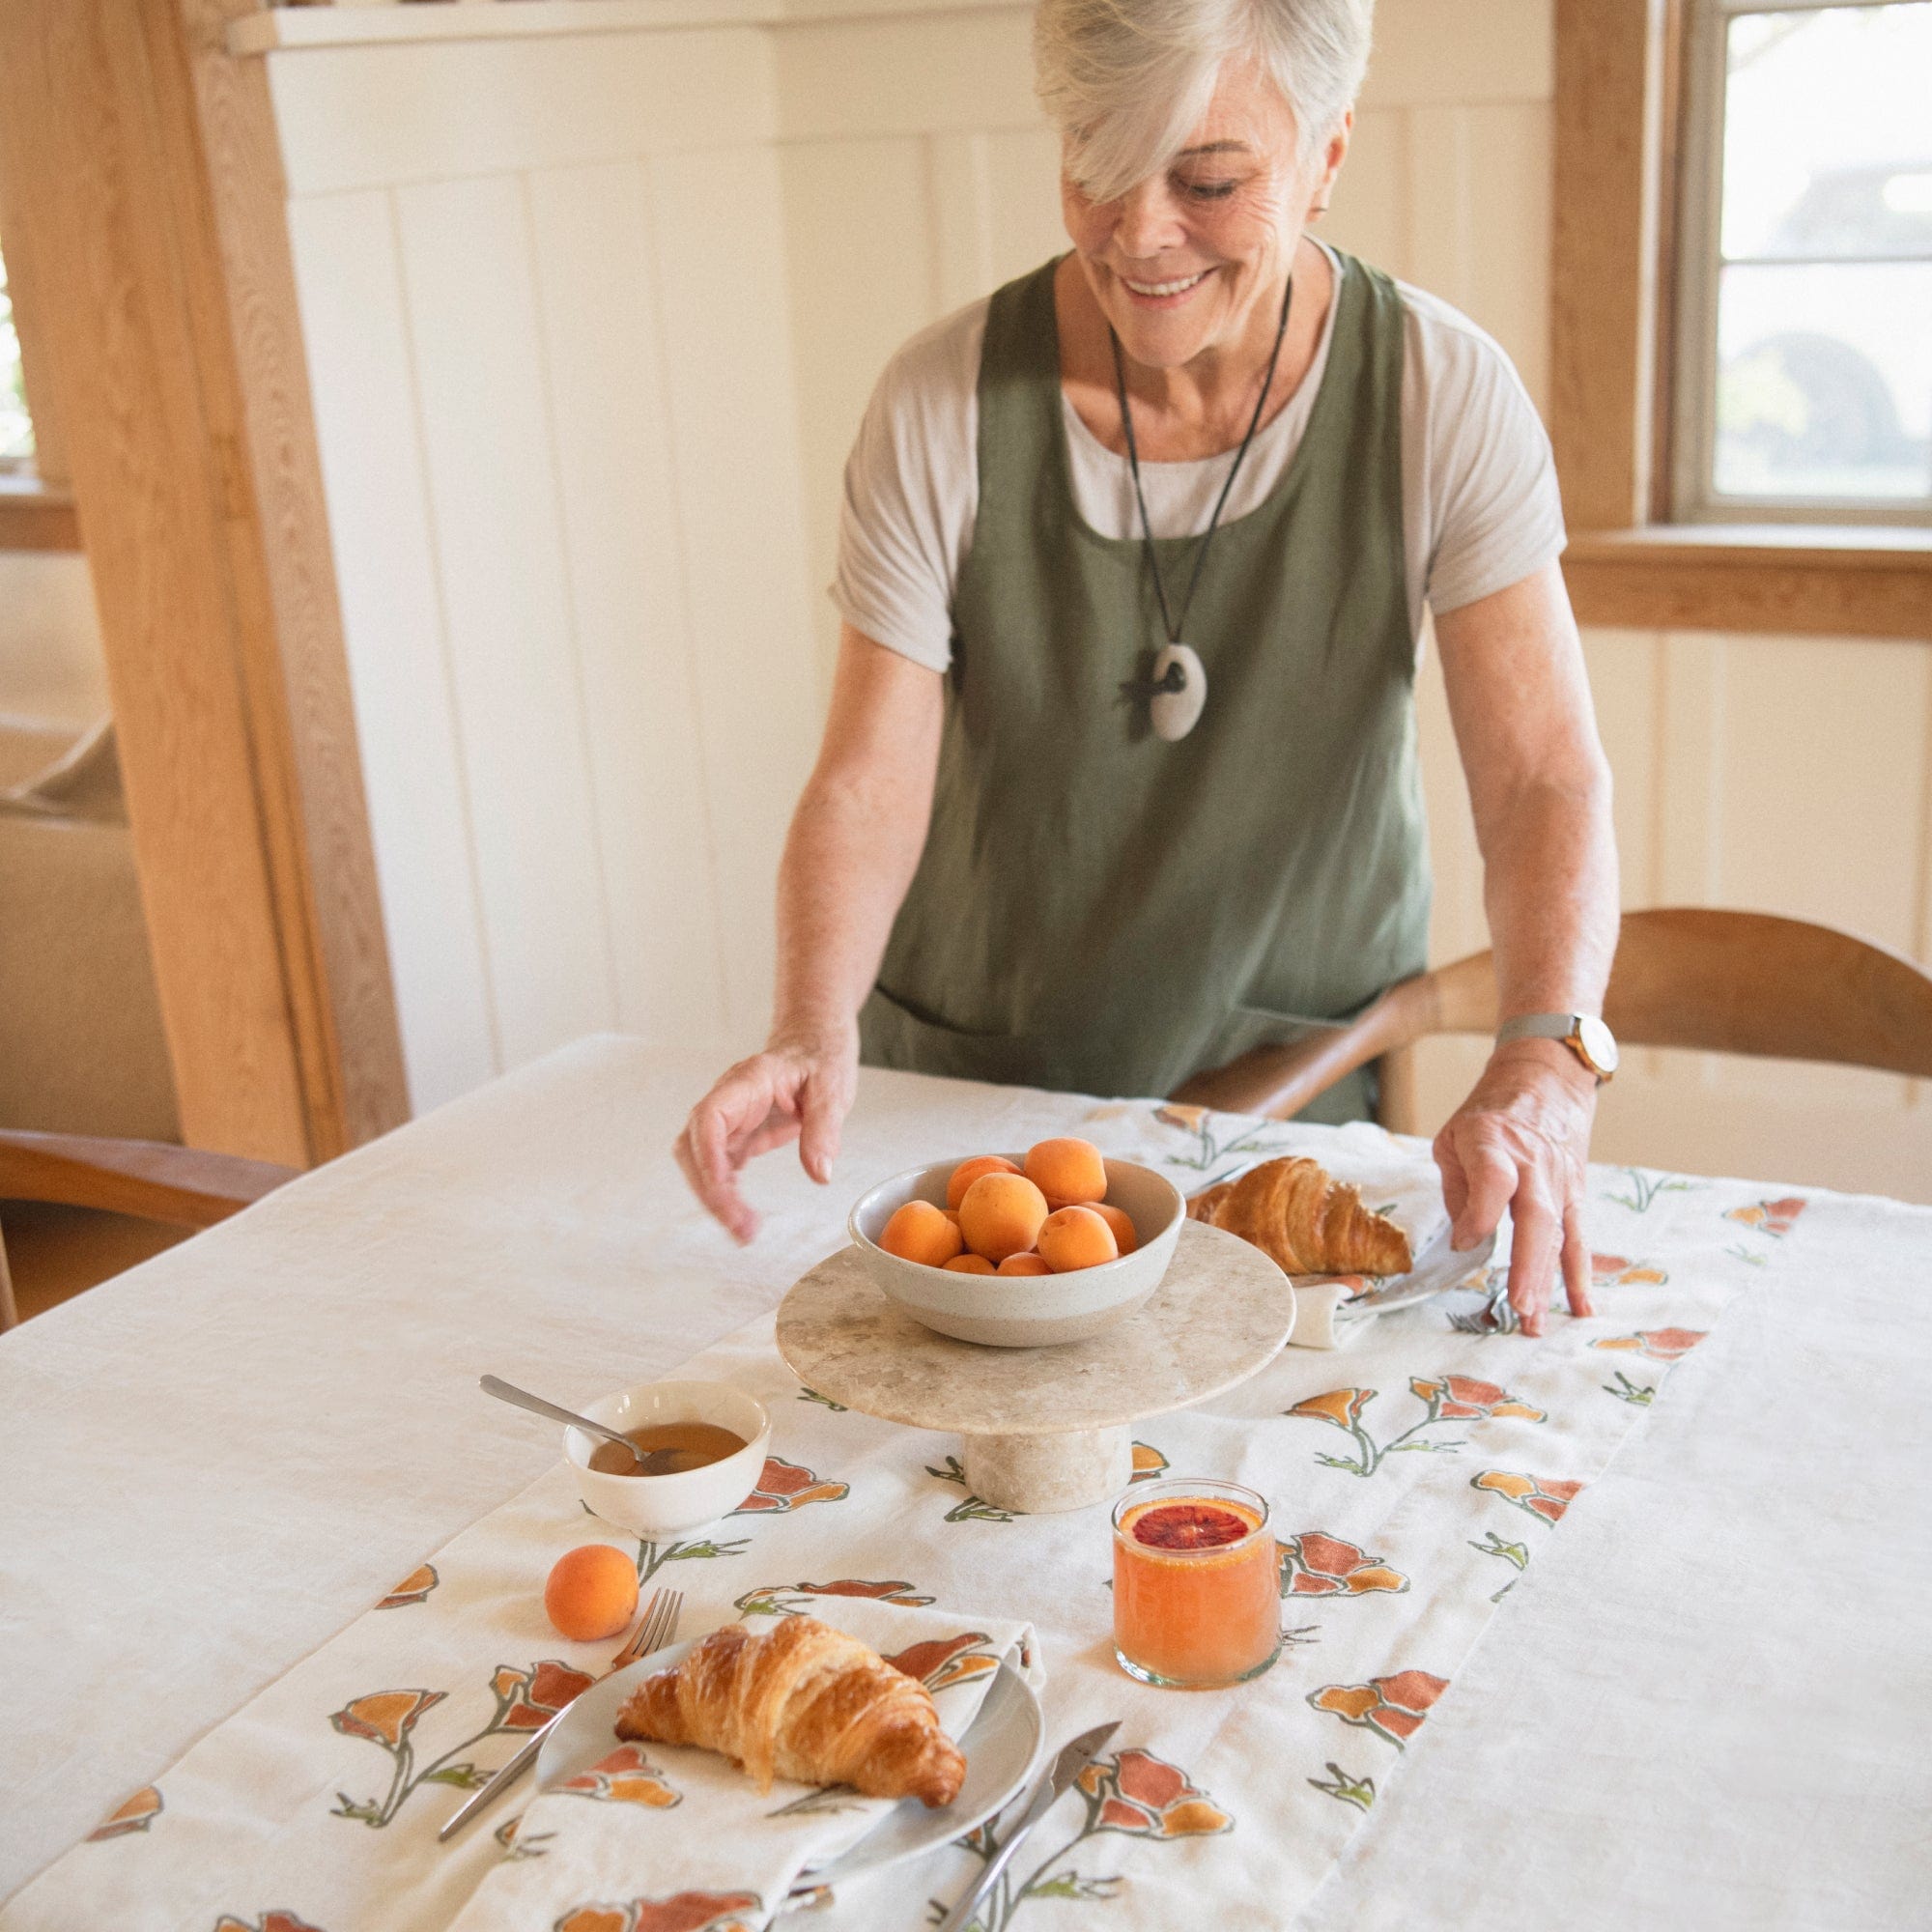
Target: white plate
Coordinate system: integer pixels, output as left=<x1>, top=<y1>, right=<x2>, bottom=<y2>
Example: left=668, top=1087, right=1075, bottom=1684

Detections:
left=1337, top=1220, right=1497, bottom=1317
left=536, top=1636, right=1043, bottom=1889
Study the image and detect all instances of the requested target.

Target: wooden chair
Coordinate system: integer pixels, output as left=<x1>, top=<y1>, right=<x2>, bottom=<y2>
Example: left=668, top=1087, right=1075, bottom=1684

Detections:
left=0, top=1129, right=296, bottom=1330
left=1172, top=908, right=1932, bottom=1134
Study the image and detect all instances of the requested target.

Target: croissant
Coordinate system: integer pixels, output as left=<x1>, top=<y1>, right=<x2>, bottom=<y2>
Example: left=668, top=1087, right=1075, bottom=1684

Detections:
left=1187, top=1156, right=1411, bottom=1277
left=613, top=1615, right=966, bottom=1807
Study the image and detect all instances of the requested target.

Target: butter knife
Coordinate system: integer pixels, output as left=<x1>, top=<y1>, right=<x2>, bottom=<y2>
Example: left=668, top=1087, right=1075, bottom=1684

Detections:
left=936, top=1720, right=1121, bottom=1932
left=1342, top=1222, right=1497, bottom=1315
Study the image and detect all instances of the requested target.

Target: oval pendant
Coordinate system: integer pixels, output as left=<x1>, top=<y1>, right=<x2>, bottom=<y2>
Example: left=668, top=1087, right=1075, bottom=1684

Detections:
left=1151, top=642, right=1207, bottom=742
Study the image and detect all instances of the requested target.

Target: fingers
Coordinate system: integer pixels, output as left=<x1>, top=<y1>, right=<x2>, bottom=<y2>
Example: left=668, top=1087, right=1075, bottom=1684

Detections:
left=1448, top=1127, right=1518, bottom=1252
left=677, top=1063, right=788, bottom=1244
left=1561, top=1197, right=1595, bottom=1319
left=1435, top=1130, right=1468, bottom=1232
left=1504, top=1183, right=1558, bottom=1338
left=797, top=1067, right=847, bottom=1186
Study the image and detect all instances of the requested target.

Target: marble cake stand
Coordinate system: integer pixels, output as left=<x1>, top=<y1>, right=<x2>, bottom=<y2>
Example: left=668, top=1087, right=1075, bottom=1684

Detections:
left=776, top=1219, right=1293, bottom=1514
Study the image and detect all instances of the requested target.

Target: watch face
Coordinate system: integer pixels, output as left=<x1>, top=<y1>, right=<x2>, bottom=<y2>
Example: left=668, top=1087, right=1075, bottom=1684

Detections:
left=1575, top=1014, right=1619, bottom=1076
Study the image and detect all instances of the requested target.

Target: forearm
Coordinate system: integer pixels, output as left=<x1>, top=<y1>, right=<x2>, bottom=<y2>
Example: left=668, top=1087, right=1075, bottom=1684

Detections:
left=770, top=762, right=930, bottom=1044
left=1477, top=765, right=1619, bottom=1023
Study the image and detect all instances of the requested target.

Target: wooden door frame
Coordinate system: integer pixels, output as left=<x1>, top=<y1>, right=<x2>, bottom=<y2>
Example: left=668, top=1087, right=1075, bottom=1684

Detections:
left=0, top=0, right=408, bottom=1164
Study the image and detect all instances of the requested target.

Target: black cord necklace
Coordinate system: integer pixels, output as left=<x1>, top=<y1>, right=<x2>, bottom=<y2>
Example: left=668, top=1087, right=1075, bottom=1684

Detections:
left=1110, top=270, right=1295, bottom=741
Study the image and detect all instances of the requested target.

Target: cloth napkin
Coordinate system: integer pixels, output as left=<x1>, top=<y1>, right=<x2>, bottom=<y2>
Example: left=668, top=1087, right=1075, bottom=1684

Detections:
left=449, top=1598, right=1039, bottom=1932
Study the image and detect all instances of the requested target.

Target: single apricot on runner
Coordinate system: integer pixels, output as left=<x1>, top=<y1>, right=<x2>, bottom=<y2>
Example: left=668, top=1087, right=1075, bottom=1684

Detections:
left=544, top=1544, right=639, bottom=1642
left=946, top=1154, right=1022, bottom=1210
left=879, top=1200, right=964, bottom=1267
left=944, top=1253, right=997, bottom=1274
left=997, top=1252, right=1052, bottom=1275
left=1037, top=1205, right=1120, bottom=1271
left=1024, top=1137, right=1108, bottom=1208
left=1093, top=1203, right=1139, bottom=1256
left=958, top=1172, right=1051, bottom=1264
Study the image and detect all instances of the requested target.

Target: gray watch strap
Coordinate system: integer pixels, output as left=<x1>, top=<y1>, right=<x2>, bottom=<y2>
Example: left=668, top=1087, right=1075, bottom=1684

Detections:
left=1495, top=1013, right=1576, bottom=1047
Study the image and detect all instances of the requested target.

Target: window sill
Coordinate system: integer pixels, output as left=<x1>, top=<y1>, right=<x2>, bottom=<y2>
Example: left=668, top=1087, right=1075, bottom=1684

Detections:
left=0, top=478, right=80, bottom=553
left=1562, top=525, right=1932, bottom=641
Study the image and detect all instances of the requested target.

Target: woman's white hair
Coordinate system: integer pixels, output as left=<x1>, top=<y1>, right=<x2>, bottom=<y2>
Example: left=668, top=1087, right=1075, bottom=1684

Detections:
left=1036, top=0, right=1374, bottom=203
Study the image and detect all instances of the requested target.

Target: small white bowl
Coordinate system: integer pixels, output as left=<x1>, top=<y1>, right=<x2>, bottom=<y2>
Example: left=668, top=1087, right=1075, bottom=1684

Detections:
left=848, top=1154, right=1184, bottom=1348
left=565, top=1379, right=771, bottom=1540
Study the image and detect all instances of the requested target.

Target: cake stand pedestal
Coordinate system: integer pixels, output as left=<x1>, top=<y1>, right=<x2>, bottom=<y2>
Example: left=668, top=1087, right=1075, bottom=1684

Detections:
left=776, top=1220, right=1293, bottom=1513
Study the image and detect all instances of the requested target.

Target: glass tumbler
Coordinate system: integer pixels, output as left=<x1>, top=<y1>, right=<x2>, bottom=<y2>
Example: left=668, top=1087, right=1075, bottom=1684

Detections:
left=1112, top=1477, right=1280, bottom=1689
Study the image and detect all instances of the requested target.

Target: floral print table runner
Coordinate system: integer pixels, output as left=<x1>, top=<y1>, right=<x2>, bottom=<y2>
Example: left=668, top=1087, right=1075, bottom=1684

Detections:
left=0, top=1106, right=1809, bottom=1932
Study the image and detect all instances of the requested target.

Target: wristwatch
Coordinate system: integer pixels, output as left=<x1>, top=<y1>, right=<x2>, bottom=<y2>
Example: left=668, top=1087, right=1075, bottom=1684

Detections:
left=1495, top=1012, right=1619, bottom=1083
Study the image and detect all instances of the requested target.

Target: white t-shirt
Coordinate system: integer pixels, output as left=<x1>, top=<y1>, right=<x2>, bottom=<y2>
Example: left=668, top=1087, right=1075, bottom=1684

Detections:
left=832, top=245, right=1566, bottom=670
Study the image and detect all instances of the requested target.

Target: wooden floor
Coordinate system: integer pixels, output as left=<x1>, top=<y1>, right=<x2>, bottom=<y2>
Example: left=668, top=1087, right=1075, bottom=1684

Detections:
left=3, top=1201, right=188, bottom=1322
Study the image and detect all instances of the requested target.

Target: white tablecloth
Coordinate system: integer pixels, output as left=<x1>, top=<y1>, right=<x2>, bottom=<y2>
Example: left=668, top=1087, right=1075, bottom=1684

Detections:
left=3, top=1038, right=1927, bottom=1926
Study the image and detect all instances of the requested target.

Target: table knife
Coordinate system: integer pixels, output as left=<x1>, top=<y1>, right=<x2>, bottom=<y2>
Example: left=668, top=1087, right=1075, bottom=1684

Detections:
left=1344, top=1223, right=1496, bottom=1314
left=936, top=1719, right=1121, bottom=1932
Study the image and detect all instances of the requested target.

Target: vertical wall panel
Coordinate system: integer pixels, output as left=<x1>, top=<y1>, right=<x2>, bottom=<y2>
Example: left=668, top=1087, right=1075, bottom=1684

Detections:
left=649, top=143, right=820, bottom=1041
left=393, top=173, right=619, bottom=1068
left=286, top=188, right=497, bottom=1112
left=527, top=159, right=731, bottom=1047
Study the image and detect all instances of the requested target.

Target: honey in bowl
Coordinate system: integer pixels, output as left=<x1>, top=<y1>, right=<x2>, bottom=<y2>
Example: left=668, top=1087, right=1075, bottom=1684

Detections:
left=1112, top=1479, right=1280, bottom=1688
left=587, top=1421, right=747, bottom=1477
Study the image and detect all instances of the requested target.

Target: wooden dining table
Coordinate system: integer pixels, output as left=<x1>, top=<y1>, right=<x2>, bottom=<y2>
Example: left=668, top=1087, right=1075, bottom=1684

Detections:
left=3, top=1037, right=1926, bottom=1928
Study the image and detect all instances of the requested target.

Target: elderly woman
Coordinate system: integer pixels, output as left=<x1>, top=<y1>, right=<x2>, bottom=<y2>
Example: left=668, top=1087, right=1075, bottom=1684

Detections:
left=677, top=0, right=1619, bottom=1333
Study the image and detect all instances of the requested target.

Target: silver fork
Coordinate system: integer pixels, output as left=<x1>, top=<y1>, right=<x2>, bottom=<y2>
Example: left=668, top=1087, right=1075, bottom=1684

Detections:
left=439, top=1585, right=684, bottom=1840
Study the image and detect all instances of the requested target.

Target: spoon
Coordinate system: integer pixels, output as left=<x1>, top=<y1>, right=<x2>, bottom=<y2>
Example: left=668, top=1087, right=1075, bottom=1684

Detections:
left=479, top=1375, right=682, bottom=1474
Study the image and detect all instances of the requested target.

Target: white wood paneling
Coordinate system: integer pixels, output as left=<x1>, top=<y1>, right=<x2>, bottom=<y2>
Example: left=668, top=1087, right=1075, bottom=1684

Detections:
left=286, top=188, right=498, bottom=1112
left=526, top=160, right=731, bottom=1044
left=392, top=173, right=621, bottom=1071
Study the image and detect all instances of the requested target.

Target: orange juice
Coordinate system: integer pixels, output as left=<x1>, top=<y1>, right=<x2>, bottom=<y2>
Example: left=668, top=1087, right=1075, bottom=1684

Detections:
left=1112, top=1480, right=1280, bottom=1688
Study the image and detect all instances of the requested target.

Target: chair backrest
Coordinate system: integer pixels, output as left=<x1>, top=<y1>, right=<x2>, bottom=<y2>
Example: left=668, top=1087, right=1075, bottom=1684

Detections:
left=1172, top=908, right=1932, bottom=1126
left=0, top=1130, right=296, bottom=1331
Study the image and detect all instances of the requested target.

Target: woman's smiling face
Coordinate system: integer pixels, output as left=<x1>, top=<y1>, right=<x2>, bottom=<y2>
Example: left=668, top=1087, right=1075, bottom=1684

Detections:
left=1062, top=62, right=1346, bottom=373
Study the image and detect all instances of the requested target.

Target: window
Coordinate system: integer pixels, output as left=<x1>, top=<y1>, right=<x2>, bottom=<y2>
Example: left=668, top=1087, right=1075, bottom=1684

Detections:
left=1673, top=1, right=1932, bottom=525
left=0, top=234, right=36, bottom=472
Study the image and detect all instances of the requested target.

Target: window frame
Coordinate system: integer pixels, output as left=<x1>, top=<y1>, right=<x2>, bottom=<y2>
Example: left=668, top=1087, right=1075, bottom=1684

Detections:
left=1550, top=0, right=1932, bottom=640
left=1671, top=0, right=1932, bottom=529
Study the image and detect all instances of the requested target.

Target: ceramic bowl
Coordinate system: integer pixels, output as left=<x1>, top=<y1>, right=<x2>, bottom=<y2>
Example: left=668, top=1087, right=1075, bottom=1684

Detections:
left=848, top=1154, right=1185, bottom=1347
left=564, top=1379, right=771, bottom=1540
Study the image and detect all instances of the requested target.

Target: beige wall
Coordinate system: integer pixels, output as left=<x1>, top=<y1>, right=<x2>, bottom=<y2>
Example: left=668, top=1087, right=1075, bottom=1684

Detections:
left=0, top=553, right=107, bottom=726
left=257, top=0, right=1932, bottom=1200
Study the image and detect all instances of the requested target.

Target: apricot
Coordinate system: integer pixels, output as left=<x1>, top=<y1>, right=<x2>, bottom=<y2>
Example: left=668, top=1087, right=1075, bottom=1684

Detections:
left=958, top=1172, right=1050, bottom=1264
left=1037, top=1205, right=1120, bottom=1272
left=544, top=1544, right=639, bottom=1642
left=997, top=1252, right=1052, bottom=1276
left=943, top=1208, right=962, bottom=1228
left=946, top=1154, right=1021, bottom=1210
left=1093, top=1203, right=1139, bottom=1256
left=880, top=1200, right=964, bottom=1268
left=944, top=1253, right=997, bottom=1274
left=1024, top=1137, right=1107, bottom=1209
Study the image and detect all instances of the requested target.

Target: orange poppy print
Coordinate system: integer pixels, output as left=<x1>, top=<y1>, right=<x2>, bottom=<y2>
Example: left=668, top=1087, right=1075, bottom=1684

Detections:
left=732, top=1577, right=934, bottom=1618
left=1129, top=1441, right=1170, bottom=1482
left=1075, top=1748, right=1233, bottom=1838
left=330, top=1689, right=444, bottom=1752
left=1309, top=1668, right=1450, bottom=1747
left=1472, top=1469, right=1585, bottom=1523
left=376, top=1563, right=439, bottom=1609
left=1407, top=1376, right=1546, bottom=1423
left=1592, top=1327, right=1707, bottom=1363
left=213, top=1916, right=327, bottom=1932
left=883, top=1630, right=1000, bottom=1691
left=1590, top=1254, right=1668, bottom=1286
left=729, top=1457, right=849, bottom=1514
left=1725, top=1196, right=1805, bottom=1237
left=87, top=1784, right=161, bottom=1840
left=559, top=1744, right=682, bottom=1808
left=493, top=1661, right=596, bottom=1731
left=1290, top=1387, right=1375, bottom=1431
left=553, top=1891, right=761, bottom=1932
left=1277, top=1532, right=1409, bottom=1599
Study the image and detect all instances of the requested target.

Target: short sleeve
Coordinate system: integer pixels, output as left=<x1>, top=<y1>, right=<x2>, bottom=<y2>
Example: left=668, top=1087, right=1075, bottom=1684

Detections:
left=1404, top=294, right=1567, bottom=618
left=829, top=303, right=985, bottom=673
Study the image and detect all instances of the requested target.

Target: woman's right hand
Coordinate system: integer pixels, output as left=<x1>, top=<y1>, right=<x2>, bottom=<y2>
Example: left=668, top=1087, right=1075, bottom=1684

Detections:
left=673, top=1024, right=860, bottom=1243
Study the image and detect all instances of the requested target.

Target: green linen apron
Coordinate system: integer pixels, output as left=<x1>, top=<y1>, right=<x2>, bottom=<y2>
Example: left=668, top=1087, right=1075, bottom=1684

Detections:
left=859, top=250, right=1429, bottom=1122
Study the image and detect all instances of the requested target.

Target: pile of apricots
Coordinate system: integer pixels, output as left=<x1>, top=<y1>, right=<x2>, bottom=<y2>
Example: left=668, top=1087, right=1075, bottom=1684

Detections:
left=878, top=1137, right=1135, bottom=1276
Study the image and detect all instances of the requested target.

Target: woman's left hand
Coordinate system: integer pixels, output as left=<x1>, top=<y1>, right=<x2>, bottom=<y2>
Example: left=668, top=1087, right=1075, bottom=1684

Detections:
left=1433, top=1038, right=1598, bottom=1336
